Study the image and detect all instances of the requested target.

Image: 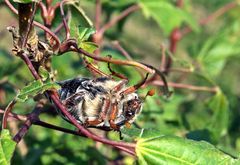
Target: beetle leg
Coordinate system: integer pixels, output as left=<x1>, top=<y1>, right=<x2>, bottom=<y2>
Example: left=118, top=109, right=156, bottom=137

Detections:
left=85, top=97, right=111, bottom=126
left=111, top=79, right=129, bottom=93
left=62, top=92, right=84, bottom=108
left=120, top=73, right=149, bottom=96
left=109, top=101, right=120, bottom=130
left=107, top=55, right=128, bottom=80
left=83, top=57, right=109, bottom=77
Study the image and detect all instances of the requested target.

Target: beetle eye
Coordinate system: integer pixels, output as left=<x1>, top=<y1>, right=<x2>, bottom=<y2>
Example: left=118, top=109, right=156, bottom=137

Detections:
left=125, top=110, right=134, bottom=117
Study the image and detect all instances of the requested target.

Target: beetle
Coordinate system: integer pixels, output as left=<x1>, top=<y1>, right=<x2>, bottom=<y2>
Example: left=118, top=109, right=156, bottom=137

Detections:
left=54, top=58, right=169, bottom=133
left=57, top=76, right=145, bottom=130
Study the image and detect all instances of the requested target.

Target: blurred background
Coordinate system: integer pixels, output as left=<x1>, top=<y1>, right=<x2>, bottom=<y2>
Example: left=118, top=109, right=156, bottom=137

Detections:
left=1, top=0, right=240, bottom=164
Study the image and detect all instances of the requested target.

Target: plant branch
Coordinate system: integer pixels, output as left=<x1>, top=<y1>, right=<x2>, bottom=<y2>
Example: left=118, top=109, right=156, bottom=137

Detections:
left=95, top=0, right=102, bottom=31
left=34, top=120, right=86, bottom=137
left=75, top=47, right=154, bottom=74
left=0, top=109, right=27, bottom=121
left=2, top=100, right=17, bottom=129
left=13, top=104, right=42, bottom=143
left=165, top=0, right=183, bottom=73
left=99, top=4, right=140, bottom=35
left=60, top=0, right=70, bottom=40
left=4, top=0, right=61, bottom=50
left=112, top=40, right=144, bottom=78
left=151, top=80, right=218, bottom=93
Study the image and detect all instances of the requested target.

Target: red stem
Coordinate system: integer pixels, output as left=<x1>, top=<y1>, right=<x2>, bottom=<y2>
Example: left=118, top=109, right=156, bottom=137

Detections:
left=99, top=4, right=140, bottom=35
left=95, top=0, right=102, bottom=31
left=60, top=0, right=70, bottom=40
left=151, top=80, right=218, bottom=93
left=2, top=100, right=17, bottom=129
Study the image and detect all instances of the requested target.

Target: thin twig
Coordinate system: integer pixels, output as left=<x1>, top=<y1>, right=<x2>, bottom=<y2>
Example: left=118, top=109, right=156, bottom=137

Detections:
left=151, top=80, right=218, bottom=93
left=2, top=100, right=17, bottom=129
left=35, top=120, right=135, bottom=155
left=60, top=0, right=70, bottom=40
left=168, top=68, right=193, bottom=73
left=112, top=40, right=144, bottom=78
left=13, top=106, right=42, bottom=143
left=0, top=109, right=27, bottom=121
left=165, top=0, right=183, bottom=72
left=99, top=4, right=140, bottom=35
left=19, top=52, right=41, bottom=79
left=34, top=120, right=86, bottom=137
left=112, top=41, right=132, bottom=60
left=95, top=0, right=102, bottom=31
left=54, top=13, right=69, bottom=34
left=160, top=44, right=167, bottom=72
left=75, top=47, right=154, bottom=74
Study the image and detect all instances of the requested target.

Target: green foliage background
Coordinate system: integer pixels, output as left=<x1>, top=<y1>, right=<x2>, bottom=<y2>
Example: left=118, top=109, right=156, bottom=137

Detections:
left=1, top=0, right=240, bottom=164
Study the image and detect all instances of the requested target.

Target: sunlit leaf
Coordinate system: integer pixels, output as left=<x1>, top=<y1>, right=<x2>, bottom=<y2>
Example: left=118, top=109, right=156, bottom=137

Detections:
left=0, top=129, right=16, bottom=165
left=139, top=0, right=199, bottom=35
left=16, top=80, right=60, bottom=102
left=136, top=135, right=239, bottom=165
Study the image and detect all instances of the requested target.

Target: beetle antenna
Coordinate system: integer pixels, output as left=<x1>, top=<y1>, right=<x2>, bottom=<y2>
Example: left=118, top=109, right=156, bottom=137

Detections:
left=141, top=62, right=171, bottom=97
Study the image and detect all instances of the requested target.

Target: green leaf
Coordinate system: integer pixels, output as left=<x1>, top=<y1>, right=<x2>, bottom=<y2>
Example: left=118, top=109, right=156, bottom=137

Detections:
left=38, top=66, right=50, bottom=82
left=77, top=27, right=98, bottom=53
left=139, top=0, right=199, bottom=35
left=162, top=95, right=184, bottom=121
left=78, top=27, right=96, bottom=42
left=121, top=127, right=162, bottom=140
left=67, top=1, right=93, bottom=38
left=16, top=80, right=60, bottom=102
left=13, top=0, right=39, bottom=3
left=197, top=22, right=240, bottom=76
left=79, top=41, right=98, bottom=53
left=0, top=129, right=16, bottom=165
left=207, top=91, right=229, bottom=142
left=136, top=135, right=239, bottom=165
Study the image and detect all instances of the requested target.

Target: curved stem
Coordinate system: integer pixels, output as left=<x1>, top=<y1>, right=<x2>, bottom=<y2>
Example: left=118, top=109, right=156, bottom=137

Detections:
left=151, top=80, right=218, bottom=93
left=75, top=47, right=154, bottom=74
left=60, top=0, right=70, bottom=40
left=99, top=4, right=140, bottom=35
left=2, top=100, right=17, bottom=129
left=0, top=109, right=27, bottom=121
